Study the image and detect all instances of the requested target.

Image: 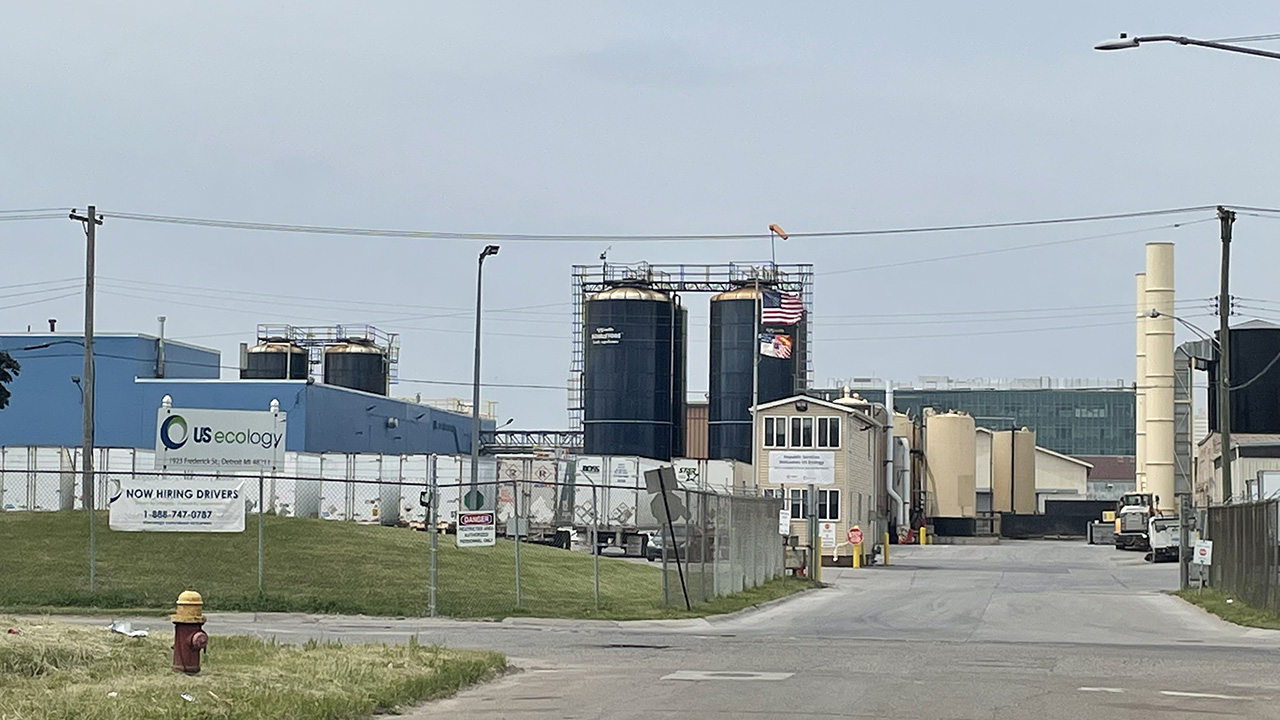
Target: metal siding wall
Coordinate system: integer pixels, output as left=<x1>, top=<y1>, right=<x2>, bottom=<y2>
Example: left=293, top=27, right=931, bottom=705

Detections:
left=0, top=336, right=220, bottom=449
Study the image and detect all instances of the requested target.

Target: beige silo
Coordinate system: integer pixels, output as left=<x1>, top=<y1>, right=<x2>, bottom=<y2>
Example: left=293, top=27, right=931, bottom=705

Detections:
left=991, top=430, right=1013, bottom=513
left=1135, top=272, right=1147, bottom=494
left=1013, top=428, right=1037, bottom=514
left=925, top=412, right=977, bottom=518
left=1145, top=242, right=1175, bottom=512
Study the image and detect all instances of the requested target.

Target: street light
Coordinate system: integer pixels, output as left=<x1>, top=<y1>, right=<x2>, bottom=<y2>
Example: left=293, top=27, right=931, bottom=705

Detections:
left=1095, top=30, right=1280, bottom=502
left=1095, top=33, right=1280, bottom=61
left=470, top=244, right=500, bottom=504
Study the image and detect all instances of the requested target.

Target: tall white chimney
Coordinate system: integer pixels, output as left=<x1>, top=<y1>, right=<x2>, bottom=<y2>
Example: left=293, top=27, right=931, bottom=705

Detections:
left=1145, top=242, right=1175, bottom=512
left=1135, top=273, right=1147, bottom=494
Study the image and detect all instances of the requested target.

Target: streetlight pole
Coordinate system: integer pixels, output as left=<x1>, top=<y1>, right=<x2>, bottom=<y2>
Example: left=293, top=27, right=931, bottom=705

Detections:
left=470, top=245, right=500, bottom=507
left=1095, top=33, right=1279, bottom=502
left=1095, top=33, right=1280, bottom=61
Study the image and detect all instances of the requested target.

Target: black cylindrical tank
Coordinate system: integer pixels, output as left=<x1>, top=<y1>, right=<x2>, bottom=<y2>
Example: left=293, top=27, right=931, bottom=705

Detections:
left=241, top=341, right=309, bottom=380
left=708, top=286, right=803, bottom=463
left=1209, top=322, right=1280, bottom=433
left=583, top=285, right=685, bottom=460
left=323, top=340, right=389, bottom=395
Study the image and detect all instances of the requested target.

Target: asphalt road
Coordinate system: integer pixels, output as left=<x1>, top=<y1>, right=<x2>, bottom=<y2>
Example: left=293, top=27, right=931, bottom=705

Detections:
left=65, top=541, right=1280, bottom=719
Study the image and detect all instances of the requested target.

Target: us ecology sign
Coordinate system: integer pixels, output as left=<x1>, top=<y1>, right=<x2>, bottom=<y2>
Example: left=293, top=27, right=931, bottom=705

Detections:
left=155, top=406, right=286, bottom=472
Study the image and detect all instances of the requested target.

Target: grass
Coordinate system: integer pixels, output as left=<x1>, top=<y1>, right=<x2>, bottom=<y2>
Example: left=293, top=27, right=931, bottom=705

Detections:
left=1175, top=588, right=1280, bottom=630
left=0, top=511, right=816, bottom=620
left=0, top=616, right=506, bottom=720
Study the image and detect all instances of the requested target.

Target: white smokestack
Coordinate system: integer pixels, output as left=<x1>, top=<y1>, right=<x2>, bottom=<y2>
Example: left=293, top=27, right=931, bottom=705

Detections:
left=1135, top=272, right=1147, bottom=493
left=1145, top=243, right=1175, bottom=512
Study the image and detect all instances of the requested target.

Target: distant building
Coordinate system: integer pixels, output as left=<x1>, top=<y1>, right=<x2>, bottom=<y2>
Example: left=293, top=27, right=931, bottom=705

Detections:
left=0, top=332, right=486, bottom=456
left=814, top=376, right=1134, bottom=458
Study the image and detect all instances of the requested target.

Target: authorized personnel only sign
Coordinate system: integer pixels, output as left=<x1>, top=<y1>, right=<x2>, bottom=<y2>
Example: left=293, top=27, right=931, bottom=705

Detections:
left=154, top=406, right=286, bottom=472
left=109, top=479, right=247, bottom=532
left=457, top=512, right=496, bottom=547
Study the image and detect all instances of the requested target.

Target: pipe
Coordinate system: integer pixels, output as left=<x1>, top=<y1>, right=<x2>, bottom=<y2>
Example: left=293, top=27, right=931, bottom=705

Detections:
left=1145, top=243, right=1176, bottom=513
left=885, top=383, right=904, bottom=532
left=1135, top=273, right=1147, bottom=493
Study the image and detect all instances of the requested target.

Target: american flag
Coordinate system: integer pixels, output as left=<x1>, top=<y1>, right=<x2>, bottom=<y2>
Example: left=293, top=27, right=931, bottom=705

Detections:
left=761, top=290, right=803, bottom=325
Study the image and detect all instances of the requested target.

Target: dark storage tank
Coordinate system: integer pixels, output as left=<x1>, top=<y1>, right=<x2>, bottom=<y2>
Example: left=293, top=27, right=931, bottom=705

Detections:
left=241, top=341, right=309, bottom=380
left=1209, top=320, right=1280, bottom=434
left=582, top=285, right=686, bottom=460
left=323, top=339, right=389, bottom=395
left=707, top=286, right=804, bottom=463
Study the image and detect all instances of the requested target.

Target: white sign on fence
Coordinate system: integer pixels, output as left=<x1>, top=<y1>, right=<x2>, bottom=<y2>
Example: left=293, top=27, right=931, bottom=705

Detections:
left=457, top=512, right=496, bottom=547
left=778, top=509, right=792, bottom=535
left=1192, top=539, right=1214, bottom=566
left=768, top=451, right=835, bottom=486
left=819, top=521, right=837, bottom=548
left=155, top=406, right=286, bottom=472
left=109, top=478, right=247, bottom=532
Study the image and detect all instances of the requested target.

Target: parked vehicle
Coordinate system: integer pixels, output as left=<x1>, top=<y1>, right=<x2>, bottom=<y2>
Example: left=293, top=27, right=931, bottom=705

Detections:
left=1146, top=516, right=1181, bottom=563
left=1113, top=492, right=1156, bottom=551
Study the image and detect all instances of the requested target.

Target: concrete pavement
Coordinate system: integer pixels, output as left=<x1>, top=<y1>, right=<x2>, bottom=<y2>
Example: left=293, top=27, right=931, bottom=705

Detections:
left=51, top=541, right=1280, bottom=719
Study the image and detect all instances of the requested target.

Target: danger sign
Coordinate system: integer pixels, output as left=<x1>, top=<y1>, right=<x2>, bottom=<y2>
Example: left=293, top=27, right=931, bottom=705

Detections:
left=847, top=526, right=864, bottom=546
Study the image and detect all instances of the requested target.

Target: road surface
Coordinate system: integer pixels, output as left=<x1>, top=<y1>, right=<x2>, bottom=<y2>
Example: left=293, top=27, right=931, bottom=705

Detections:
left=67, top=541, right=1280, bottom=719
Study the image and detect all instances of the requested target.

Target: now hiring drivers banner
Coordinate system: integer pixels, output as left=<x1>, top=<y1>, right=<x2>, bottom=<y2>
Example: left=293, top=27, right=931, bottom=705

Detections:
left=108, top=404, right=286, bottom=532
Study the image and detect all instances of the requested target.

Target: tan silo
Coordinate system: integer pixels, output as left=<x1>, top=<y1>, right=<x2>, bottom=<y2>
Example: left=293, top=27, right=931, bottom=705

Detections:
left=1013, top=428, right=1037, bottom=514
left=990, top=430, right=1012, bottom=513
left=1135, top=272, right=1147, bottom=494
left=925, top=411, right=977, bottom=518
left=1145, top=242, right=1175, bottom=512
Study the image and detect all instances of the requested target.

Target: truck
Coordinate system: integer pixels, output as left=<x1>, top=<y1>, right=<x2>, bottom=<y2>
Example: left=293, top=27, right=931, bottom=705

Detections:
left=1113, top=492, right=1156, bottom=551
left=1145, top=515, right=1181, bottom=563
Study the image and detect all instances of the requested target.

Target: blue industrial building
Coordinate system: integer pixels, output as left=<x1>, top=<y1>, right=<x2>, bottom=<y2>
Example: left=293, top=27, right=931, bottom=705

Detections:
left=0, top=333, right=486, bottom=454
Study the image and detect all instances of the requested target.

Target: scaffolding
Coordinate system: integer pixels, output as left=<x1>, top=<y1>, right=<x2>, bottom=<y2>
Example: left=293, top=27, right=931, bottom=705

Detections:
left=567, top=262, right=814, bottom=431
left=255, top=324, right=401, bottom=385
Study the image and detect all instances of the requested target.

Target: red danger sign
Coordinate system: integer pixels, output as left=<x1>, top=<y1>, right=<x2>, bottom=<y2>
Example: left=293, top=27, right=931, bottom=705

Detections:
left=847, top=527, right=864, bottom=546
left=459, top=512, right=494, bottom=525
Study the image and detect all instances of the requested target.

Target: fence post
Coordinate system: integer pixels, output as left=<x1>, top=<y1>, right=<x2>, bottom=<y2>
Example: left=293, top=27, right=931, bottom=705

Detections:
left=514, top=477, right=522, bottom=608
left=592, top=482, right=599, bottom=610
left=428, top=455, right=438, bottom=618
left=258, top=472, right=265, bottom=595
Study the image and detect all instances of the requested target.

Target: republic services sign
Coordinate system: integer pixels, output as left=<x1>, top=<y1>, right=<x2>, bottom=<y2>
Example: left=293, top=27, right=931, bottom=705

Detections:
left=155, top=406, right=286, bottom=472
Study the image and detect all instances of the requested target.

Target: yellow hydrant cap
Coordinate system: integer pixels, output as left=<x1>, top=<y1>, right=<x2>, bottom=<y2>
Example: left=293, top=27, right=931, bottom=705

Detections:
left=171, top=590, right=205, bottom=624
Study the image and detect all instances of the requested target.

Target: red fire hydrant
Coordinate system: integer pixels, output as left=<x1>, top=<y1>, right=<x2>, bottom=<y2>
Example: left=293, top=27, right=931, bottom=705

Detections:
left=171, top=590, right=208, bottom=674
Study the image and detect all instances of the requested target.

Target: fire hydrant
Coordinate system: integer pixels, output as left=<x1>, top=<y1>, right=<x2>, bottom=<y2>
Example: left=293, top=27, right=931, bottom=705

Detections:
left=171, top=590, right=208, bottom=674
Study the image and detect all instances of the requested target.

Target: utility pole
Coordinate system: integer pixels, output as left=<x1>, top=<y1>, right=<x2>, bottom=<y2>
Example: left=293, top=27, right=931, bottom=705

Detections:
left=1217, top=206, right=1234, bottom=503
left=69, top=206, right=102, bottom=591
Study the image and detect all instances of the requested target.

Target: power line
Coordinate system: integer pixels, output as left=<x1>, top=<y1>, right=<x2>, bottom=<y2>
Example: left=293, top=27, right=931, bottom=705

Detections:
left=98, top=205, right=1219, bottom=243
left=0, top=208, right=68, bottom=214
left=818, top=219, right=1213, bottom=276
left=0, top=292, right=80, bottom=312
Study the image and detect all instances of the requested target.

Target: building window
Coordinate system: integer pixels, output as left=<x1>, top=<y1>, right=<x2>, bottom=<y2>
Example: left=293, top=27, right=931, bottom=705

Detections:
left=764, top=417, right=787, bottom=448
left=790, top=488, right=840, bottom=520
left=817, top=489, right=840, bottom=521
left=817, top=417, right=840, bottom=448
left=789, top=488, right=808, bottom=518
left=763, top=488, right=784, bottom=500
left=790, top=416, right=814, bottom=448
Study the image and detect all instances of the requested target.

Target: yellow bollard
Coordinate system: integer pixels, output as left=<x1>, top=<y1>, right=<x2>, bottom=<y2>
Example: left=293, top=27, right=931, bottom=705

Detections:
left=883, top=531, right=890, bottom=566
left=852, top=543, right=862, bottom=568
left=919, top=527, right=928, bottom=545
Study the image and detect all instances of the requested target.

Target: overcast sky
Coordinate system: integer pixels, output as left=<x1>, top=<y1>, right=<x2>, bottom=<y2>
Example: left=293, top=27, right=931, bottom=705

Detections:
left=4, top=2, right=1280, bottom=428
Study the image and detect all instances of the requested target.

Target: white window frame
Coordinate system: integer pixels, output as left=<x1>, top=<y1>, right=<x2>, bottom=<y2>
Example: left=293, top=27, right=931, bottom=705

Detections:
left=817, top=489, right=840, bottom=521
left=790, top=416, right=814, bottom=448
left=763, top=416, right=788, bottom=448
left=817, top=416, right=841, bottom=449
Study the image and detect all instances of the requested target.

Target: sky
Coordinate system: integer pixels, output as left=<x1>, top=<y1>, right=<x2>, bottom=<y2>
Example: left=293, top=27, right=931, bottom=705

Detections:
left=3, top=2, right=1280, bottom=429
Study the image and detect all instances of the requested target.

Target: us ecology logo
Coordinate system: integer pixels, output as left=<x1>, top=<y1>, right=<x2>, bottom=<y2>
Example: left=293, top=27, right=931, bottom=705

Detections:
left=160, top=415, right=189, bottom=450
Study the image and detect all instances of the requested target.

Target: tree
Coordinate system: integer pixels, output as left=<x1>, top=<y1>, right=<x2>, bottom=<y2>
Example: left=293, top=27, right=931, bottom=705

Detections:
left=0, top=350, right=18, bottom=410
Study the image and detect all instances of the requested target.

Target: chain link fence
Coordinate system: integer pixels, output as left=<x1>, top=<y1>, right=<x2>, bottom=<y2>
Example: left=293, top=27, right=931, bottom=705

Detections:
left=0, top=447, right=786, bottom=618
left=1204, top=499, right=1279, bottom=614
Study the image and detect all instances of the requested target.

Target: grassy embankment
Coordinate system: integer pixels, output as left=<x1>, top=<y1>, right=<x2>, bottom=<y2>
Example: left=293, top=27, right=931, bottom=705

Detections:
left=0, top=617, right=505, bottom=720
left=0, top=511, right=816, bottom=620
left=1175, top=588, right=1280, bottom=630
